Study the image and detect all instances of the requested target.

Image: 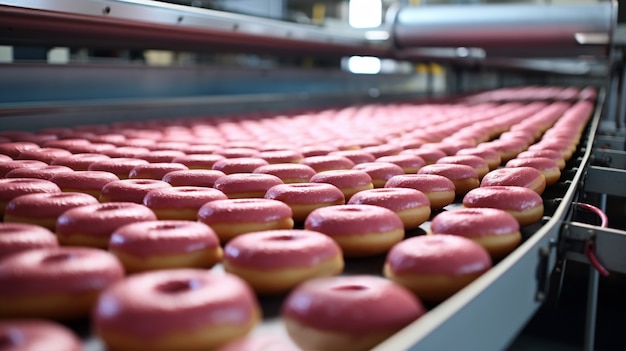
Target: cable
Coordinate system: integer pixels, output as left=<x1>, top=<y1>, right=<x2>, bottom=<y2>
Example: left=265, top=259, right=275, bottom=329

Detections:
left=577, top=203, right=610, bottom=277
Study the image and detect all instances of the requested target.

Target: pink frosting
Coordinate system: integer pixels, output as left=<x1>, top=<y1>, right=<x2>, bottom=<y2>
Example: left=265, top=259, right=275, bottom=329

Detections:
left=305, top=204, right=403, bottom=236
left=6, top=165, right=74, bottom=180
left=265, top=183, right=345, bottom=205
left=43, top=138, right=90, bottom=149
left=456, top=147, right=501, bottom=162
left=437, top=155, right=488, bottom=171
left=224, top=229, right=341, bottom=269
left=430, top=208, right=519, bottom=237
left=0, top=320, right=83, bottom=351
left=51, top=153, right=111, bottom=171
left=56, top=202, right=157, bottom=239
left=386, top=235, right=492, bottom=276
left=418, top=164, right=478, bottom=181
left=352, top=162, right=404, bottom=183
left=100, top=179, right=172, bottom=203
left=505, top=157, right=559, bottom=171
left=0, top=160, right=48, bottom=178
left=110, top=220, right=220, bottom=257
left=103, top=146, right=150, bottom=159
left=300, top=155, right=355, bottom=172
left=480, top=167, right=544, bottom=188
left=218, top=147, right=261, bottom=159
left=259, top=150, right=304, bottom=164
left=348, top=188, right=430, bottom=211
left=329, top=150, right=376, bottom=164
left=213, top=173, right=283, bottom=197
left=517, top=149, right=565, bottom=163
left=400, top=148, right=446, bottom=163
left=68, top=143, right=116, bottom=154
left=139, top=150, right=186, bottom=163
left=361, top=144, right=402, bottom=158
left=17, top=148, right=72, bottom=163
left=172, top=154, right=226, bottom=169
left=0, top=247, right=124, bottom=297
left=49, top=171, right=120, bottom=192
left=87, top=158, right=149, bottom=178
left=128, top=163, right=189, bottom=180
left=0, top=178, right=61, bottom=203
left=93, top=270, right=258, bottom=338
left=0, top=142, right=40, bottom=158
left=384, top=174, right=455, bottom=192
left=198, top=199, right=292, bottom=224
left=282, top=275, right=424, bottom=334
left=253, top=164, right=316, bottom=183
left=0, top=223, right=58, bottom=259
left=161, top=169, right=226, bottom=187
left=212, top=157, right=269, bottom=174
left=310, top=170, right=372, bottom=189
left=5, top=192, right=98, bottom=218
left=143, top=186, right=227, bottom=209
left=463, top=186, right=543, bottom=211
left=299, top=144, right=338, bottom=157
left=376, top=154, right=426, bottom=171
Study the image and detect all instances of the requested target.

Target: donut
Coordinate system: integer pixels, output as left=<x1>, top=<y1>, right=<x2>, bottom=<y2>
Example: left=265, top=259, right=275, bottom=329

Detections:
left=0, top=247, right=124, bottom=319
left=505, top=157, right=562, bottom=185
left=352, top=162, right=404, bottom=188
left=384, top=234, right=492, bottom=301
left=171, top=154, right=226, bottom=170
left=43, top=138, right=90, bottom=149
left=253, top=163, right=317, bottom=184
left=0, top=319, right=83, bottom=351
left=375, top=154, right=425, bottom=174
left=223, top=229, right=344, bottom=294
left=0, top=178, right=61, bottom=218
left=180, top=144, right=223, bottom=155
left=300, top=155, right=355, bottom=173
left=143, top=186, right=228, bottom=220
left=4, top=192, right=99, bottom=230
left=93, top=269, right=260, bottom=351
left=516, top=149, right=566, bottom=170
left=0, top=223, right=58, bottom=259
left=100, top=179, right=172, bottom=203
left=360, top=144, right=402, bottom=158
left=49, top=171, right=120, bottom=198
left=198, top=199, right=294, bottom=242
left=50, top=153, right=111, bottom=171
left=259, top=150, right=304, bottom=164
left=218, top=147, right=261, bottom=159
left=463, top=186, right=544, bottom=226
left=139, top=150, right=186, bottom=163
left=158, top=167, right=227, bottom=186
left=56, top=202, right=158, bottom=248
left=417, top=164, right=479, bottom=196
left=5, top=165, right=74, bottom=180
left=265, top=183, right=345, bottom=222
left=17, top=148, right=72, bottom=164
left=68, top=142, right=116, bottom=154
left=299, top=144, right=338, bottom=157
left=102, top=146, right=150, bottom=159
left=436, top=155, right=490, bottom=179
left=347, top=188, right=430, bottom=230
left=479, top=139, right=527, bottom=162
left=400, top=148, right=446, bottom=164
left=309, top=170, right=373, bottom=201
left=215, top=332, right=300, bottom=351
left=480, top=167, right=546, bottom=195
left=385, top=174, right=455, bottom=210
left=212, top=157, right=269, bottom=174
left=328, top=150, right=376, bottom=164
left=282, top=275, right=425, bottom=351
left=88, top=158, right=150, bottom=179
left=0, top=160, right=48, bottom=178
left=304, top=204, right=404, bottom=257
left=128, top=162, right=189, bottom=180
left=213, top=173, right=284, bottom=199
left=0, top=142, right=39, bottom=158
left=430, top=208, right=522, bottom=259
left=109, top=220, right=222, bottom=273
left=456, top=147, right=502, bottom=170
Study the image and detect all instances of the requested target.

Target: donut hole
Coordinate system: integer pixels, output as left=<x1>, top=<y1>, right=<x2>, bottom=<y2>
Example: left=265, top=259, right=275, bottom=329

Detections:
left=337, top=207, right=365, bottom=213
left=48, top=193, right=77, bottom=199
left=96, top=203, right=126, bottom=211
left=152, top=223, right=184, bottom=231
left=175, top=188, right=203, bottom=193
left=289, top=183, right=320, bottom=188
left=130, top=180, right=159, bottom=185
left=332, top=284, right=368, bottom=292
left=266, top=234, right=299, bottom=241
left=41, top=252, right=76, bottom=264
left=156, top=279, right=201, bottom=294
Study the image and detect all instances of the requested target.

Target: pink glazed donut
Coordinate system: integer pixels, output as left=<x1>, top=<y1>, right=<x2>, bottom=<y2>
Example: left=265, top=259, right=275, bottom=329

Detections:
left=0, top=319, right=83, bottom=351
left=309, top=170, right=373, bottom=201
left=93, top=269, right=260, bottom=351
left=282, top=275, right=425, bottom=351
left=418, top=164, right=479, bottom=196
left=463, top=186, right=544, bottom=226
left=213, top=173, right=284, bottom=199
left=0, top=247, right=124, bottom=319
left=384, top=234, right=492, bottom=301
left=109, top=220, right=223, bottom=273
left=385, top=174, right=455, bottom=210
left=0, top=178, right=61, bottom=218
left=223, top=229, right=344, bottom=294
left=265, top=183, right=345, bottom=222
left=304, top=204, right=404, bottom=257
left=348, top=188, right=431, bottom=230
left=480, top=166, right=547, bottom=195
left=143, top=186, right=228, bottom=220
left=0, top=223, right=58, bottom=259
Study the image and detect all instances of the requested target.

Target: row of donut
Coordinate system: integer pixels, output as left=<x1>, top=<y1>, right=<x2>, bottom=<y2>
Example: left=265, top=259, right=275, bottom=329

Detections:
left=0, top=86, right=592, bottom=350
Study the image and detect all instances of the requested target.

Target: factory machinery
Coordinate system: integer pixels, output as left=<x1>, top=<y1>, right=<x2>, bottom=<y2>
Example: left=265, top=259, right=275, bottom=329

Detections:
left=1, top=0, right=626, bottom=350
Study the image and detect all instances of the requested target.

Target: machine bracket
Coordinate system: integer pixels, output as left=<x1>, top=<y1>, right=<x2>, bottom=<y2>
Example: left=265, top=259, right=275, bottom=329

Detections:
left=535, top=237, right=557, bottom=302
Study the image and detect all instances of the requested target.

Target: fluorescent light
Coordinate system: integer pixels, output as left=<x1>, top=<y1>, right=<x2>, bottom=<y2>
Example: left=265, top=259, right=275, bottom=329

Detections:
left=349, top=0, right=382, bottom=28
left=347, top=56, right=381, bottom=74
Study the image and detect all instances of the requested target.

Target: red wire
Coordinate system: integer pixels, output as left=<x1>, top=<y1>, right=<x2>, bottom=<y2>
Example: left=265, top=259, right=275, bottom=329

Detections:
left=577, top=203, right=610, bottom=277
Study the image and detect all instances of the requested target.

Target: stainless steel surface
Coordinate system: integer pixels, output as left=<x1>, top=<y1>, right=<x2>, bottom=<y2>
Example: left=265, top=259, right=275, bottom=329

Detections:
left=564, top=223, right=626, bottom=276
left=393, top=3, right=615, bottom=58
left=584, top=166, right=626, bottom=197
